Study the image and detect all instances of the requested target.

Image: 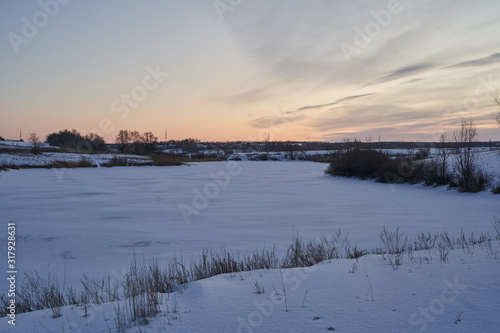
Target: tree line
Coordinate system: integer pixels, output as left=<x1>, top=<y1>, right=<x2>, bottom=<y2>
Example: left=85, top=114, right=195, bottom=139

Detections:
left=326, top=119, right=494, bottom=193
left=28, top=129, right=159, bottom=155
left=115, top=130, right=158, bottom=154
left=46, top=129, right=106, bottom=152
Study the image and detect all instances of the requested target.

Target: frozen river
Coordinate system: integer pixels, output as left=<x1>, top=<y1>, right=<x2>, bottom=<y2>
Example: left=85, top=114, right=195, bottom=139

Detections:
left=1, top=161, right=498, bottom=291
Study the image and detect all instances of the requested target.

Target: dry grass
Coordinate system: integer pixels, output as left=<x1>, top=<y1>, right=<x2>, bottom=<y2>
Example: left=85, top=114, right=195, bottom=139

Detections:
left=151, top=154, right=184, bottom=166
left=1, top=224, right=498, bottom=325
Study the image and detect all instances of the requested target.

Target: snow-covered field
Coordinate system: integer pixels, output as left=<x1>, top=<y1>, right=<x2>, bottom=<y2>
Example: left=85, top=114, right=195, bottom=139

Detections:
left=0, top=151, right=151, bottom=167
left=3, top=247, right=498, bottom=333
left=0, top=160, right=499, bottom=332
left=0, top=141, right=55, bottom=149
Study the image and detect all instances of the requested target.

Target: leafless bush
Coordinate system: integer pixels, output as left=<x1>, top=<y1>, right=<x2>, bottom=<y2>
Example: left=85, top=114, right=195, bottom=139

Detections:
left=414, top=232, right=439, bottom=250
left=10, top=271, right=68, bottom=315
left=383, top=253, right=403, bottom=269
left=1, top=225, right=498, bottom=321
left=493, top=215, right=500, bottom=239
left=254, top=281, right=265, bottom=294
left=282, top=230, right=365, bottom=268
left=29, top=132, right=42, bottom=155
left=379, top=227, right=408, bottom=254
left=77, top=157, right=94, bottom=167
left=114, top=300, right=130, bottom=332
left=491, top=184, right=500, bottom=194
left=81, top=272, right=120, bottom=304
left=152, top=154, right=184, bottom=166
left=452, top=119, right=492, bottom=192
left=191, top=248, right=242, bottom=280
left=51, top=160, right=79, bottom=168
left=438, top=245, right=449, bottom=266
left=325, top=149, right=397, bottom=180
left=102, top=156, right=130, bottom=167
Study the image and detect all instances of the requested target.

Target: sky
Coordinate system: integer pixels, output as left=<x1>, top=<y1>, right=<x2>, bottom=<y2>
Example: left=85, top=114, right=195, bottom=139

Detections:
left=0, top=0, right=500, bottom=143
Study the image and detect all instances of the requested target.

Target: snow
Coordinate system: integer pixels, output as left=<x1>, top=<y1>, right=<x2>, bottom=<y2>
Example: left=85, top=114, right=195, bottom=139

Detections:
left=0, top=159, right=499, bottom=332
left=0, top=141, right=53, bottom=149
left=1, top=246, right=499, bottom=332
left=0, top=152, right=151, bottom=167
left=478, top=150, right=500, bottom=185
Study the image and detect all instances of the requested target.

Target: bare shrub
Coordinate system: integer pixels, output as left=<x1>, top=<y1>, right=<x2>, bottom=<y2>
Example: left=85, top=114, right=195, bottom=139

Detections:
left=282, top=229, right=365, bottom=268
left=103, top=156, right=130, bottom=167
left=452, top=119, right=492, bottom=192
left=492, top=215, right=500, bottom=239
left=2, top=225, right=498, bottom=321
left=379, top=227, right=408, bottom=254
left=415, top=232, right=439, bottom=250
left=438, top=245, right=449, bottom=266
left=422, top=156, right=452, bottom=187
left=77, top=157, right=94, bottom=168
left=383, top=252, right=403, bottom=269
left=29, top=132, right=42, bottom=155
left=151, top=154, right=184, bottom=166
left=493, top=93, right=500, bottom=127
left=436, top=133, right=452, bottom=185
left=325, top=149, right=396, bottom=180
left=254, top=281, right=265, bottom=294
left=51, top=160, right=78, bottom=168
left=325, top=148, right=426, bottom=184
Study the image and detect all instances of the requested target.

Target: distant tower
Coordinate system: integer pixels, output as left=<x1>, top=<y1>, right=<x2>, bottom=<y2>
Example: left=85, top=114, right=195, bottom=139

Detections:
left=164, top=129, right=168, bottom=142
left=19, top=130, right=22, bottom=141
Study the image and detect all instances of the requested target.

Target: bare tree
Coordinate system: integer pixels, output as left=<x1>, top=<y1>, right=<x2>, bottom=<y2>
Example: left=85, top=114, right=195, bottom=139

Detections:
left=129, top=130, right=141, bottom=143
left=116, top=130, right=131, bottom=152
left=284, top=142, right=303, bottom=160
left=142, top=132, right=158, bottom=144
left=436, top=133, right=450, bottom=184
left=85, top=133, right=106, bottom=151
left=28, top=132, right=41, bottom=155
left=452, top=119, right=490, bottom=192
left=453, top=119, right=477, bottom=178
left=494, top=94, right=500, bottom=127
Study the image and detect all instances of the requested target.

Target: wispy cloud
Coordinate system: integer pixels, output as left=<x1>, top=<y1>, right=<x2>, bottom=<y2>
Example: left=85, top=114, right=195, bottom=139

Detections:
left=307, top=104, right=443, bottom=133
left=226, top=88, right=271, bottom=105
left=377, top=63, right=434, bottom=83
left=444, top=52, right=500, bottom=69
left=297, top=93, right=375, bottom=111
left=250, top=113, right=305, bottom=128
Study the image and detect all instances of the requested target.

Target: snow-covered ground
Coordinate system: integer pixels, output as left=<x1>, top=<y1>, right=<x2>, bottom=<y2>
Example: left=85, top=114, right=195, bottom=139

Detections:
left=0, top=152, right=151, bottom=167
left=0, top=141, right=55, bottom=149
left=2, top=245, right=498, bottom=333
left=0, top=160, right=499, bottom=332
left=477, top=150, right=500, bottom=186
